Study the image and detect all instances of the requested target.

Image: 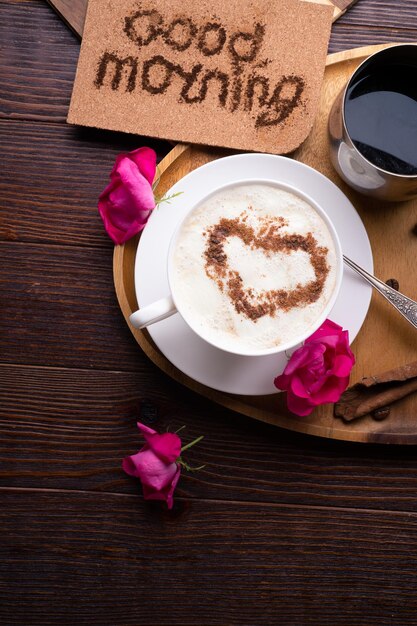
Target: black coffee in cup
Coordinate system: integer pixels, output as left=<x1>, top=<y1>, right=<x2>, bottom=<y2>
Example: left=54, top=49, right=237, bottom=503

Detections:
left=344, top=45, right=417, bottom=176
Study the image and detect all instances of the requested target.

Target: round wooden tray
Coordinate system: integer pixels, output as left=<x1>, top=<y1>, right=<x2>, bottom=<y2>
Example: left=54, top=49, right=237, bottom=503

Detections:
left=114, top=44, right=417, bottom=444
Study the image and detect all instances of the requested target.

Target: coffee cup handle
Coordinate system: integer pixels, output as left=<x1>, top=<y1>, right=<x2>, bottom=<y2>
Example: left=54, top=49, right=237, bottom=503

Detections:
left=129, top=295, right=177, bottom=329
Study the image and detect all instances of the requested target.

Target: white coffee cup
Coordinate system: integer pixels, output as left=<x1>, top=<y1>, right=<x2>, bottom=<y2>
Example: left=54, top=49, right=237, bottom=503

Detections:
left=129, top=179, right=343, bottom=357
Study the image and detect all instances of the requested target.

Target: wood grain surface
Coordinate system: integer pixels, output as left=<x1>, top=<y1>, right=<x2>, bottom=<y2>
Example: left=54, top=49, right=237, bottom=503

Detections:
left=2, top=1, right=417, bottom=624
left=2, top=490, right=417, bottom=626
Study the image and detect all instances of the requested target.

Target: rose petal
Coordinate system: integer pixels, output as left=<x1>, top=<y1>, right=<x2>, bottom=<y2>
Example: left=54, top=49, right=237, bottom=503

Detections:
left=303, top=344, right=326, bottom=370
left=318, top=334, right=340, bottom=351
left=98, top=179, right=152, bottom=244
left=336, top=331, right=354, bottom=358
left=274, top=372, right=290, bottom=391
left=141, top=465, right=181, bottom=509
left=98, top=147, right=157, bottom=244
left=166, top=465, right=181, bottom=509
left=136, top=422, right=157, bottom=437
left=282, top=343, right=325, bottom=376
left=129, top=147, right=157, bottom=186
left=146, top=433, right=182, bottom=464
left=307, top=319, right=342, bottom=342
left=289, top=374, right=311, bottom=399
left=113, top=158, right=156, bottom=213
left=275, top=319, right=355, bottom=417
left=302, top=366, right=326, bottom=392
left=122, top=450, right=144, bottom=478
left=137, top=423, right=181, bottom=463
left=123, top=448, right=178, bottom=491
left=286, top=391, right=316, bottom=416
left=310, top=375, right=350, bottom=404
left=330, top=353, right=355, bottom=377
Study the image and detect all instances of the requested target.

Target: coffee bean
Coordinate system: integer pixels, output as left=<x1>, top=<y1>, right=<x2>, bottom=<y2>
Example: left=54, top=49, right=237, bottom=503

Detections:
left=372, top=406, right=391, bottom=420
left=385, top=278, right=399, bottom=291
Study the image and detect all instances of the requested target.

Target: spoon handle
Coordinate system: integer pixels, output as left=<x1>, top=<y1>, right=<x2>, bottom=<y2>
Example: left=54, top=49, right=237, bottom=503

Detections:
left=343, top=255, right=417, bottom=330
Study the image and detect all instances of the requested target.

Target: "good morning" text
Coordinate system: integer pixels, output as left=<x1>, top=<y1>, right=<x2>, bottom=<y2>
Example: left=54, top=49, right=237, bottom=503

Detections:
left=94, top=8, right=305, bottom=129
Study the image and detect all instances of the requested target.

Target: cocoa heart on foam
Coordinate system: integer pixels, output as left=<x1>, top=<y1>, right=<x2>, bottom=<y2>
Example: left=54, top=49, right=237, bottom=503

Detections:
left=204, top=214, right=330, bottom=321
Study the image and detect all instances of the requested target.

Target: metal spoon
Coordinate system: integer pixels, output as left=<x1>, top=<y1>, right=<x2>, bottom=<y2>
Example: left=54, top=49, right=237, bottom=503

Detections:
left=343, top=255, right=417, bottom=330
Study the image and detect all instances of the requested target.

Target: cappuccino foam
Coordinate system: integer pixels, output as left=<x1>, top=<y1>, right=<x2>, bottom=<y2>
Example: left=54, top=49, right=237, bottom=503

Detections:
left=170, top=183, right=338, bottom=353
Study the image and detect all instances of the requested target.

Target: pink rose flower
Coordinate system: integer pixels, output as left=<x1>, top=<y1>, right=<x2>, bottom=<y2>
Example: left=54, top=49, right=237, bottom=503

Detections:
left=98, top=147, right=157, bottom=245
left=122, top=422, right=181, bottom=509
left=274, top=319, right=355, bottom=416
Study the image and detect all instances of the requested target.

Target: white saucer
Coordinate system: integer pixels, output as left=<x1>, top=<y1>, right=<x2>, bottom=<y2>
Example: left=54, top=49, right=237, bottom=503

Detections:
left=134, top=154, right=373, bottom=396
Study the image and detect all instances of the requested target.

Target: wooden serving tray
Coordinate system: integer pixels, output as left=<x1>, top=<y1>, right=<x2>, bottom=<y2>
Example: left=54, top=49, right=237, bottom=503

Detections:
left=114, top=44, right=417, bottom=444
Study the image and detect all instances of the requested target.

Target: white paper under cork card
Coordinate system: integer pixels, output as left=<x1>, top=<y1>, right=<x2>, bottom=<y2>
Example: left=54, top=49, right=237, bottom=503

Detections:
left=68, top=0, right=333, bottom=154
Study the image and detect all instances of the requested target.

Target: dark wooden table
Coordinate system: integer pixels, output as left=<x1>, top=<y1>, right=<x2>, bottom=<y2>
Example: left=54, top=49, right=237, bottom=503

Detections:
left=2, top=1, right=417, bottom=624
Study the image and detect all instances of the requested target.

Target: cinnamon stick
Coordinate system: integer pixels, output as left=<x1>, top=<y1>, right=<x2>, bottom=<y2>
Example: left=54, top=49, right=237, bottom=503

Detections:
left=334, top=361, right=417, bottom=422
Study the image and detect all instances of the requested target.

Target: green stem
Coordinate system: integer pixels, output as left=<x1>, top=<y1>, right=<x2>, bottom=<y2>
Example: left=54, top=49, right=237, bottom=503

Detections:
left=178, top=458, right=206, bottom=472
left=180, top=435, right=204, bottom=453
left=156, top=191, right=183, bottom=206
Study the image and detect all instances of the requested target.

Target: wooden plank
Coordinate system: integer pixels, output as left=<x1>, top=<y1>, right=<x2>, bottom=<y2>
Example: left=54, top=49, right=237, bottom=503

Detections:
left=336, top=0, right=417, bottom=27
left=0, top=241, right=148, bottom=371
left=330, top=22, right=417, bottom=50
left=45, top=0, right=86, bottom=38
left=2, top=489, right=417, bottom=625
left=0, top=119, right=169, bottom=246
left=0, top=0, right=80, bottom=122
left=5, top=363, right=417, bottom=510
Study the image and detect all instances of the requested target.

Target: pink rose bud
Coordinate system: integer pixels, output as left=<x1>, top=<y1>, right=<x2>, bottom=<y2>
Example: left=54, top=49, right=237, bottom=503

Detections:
left=98, top=147, right=157, bottom=245
left=122, top=422, right=181, bottom=509
left=274, top=319, right=355, bottom=416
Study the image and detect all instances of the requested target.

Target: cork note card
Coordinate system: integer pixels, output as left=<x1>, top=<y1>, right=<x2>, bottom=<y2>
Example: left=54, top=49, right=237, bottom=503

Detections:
left=68, top=0, right=333, bottom=154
